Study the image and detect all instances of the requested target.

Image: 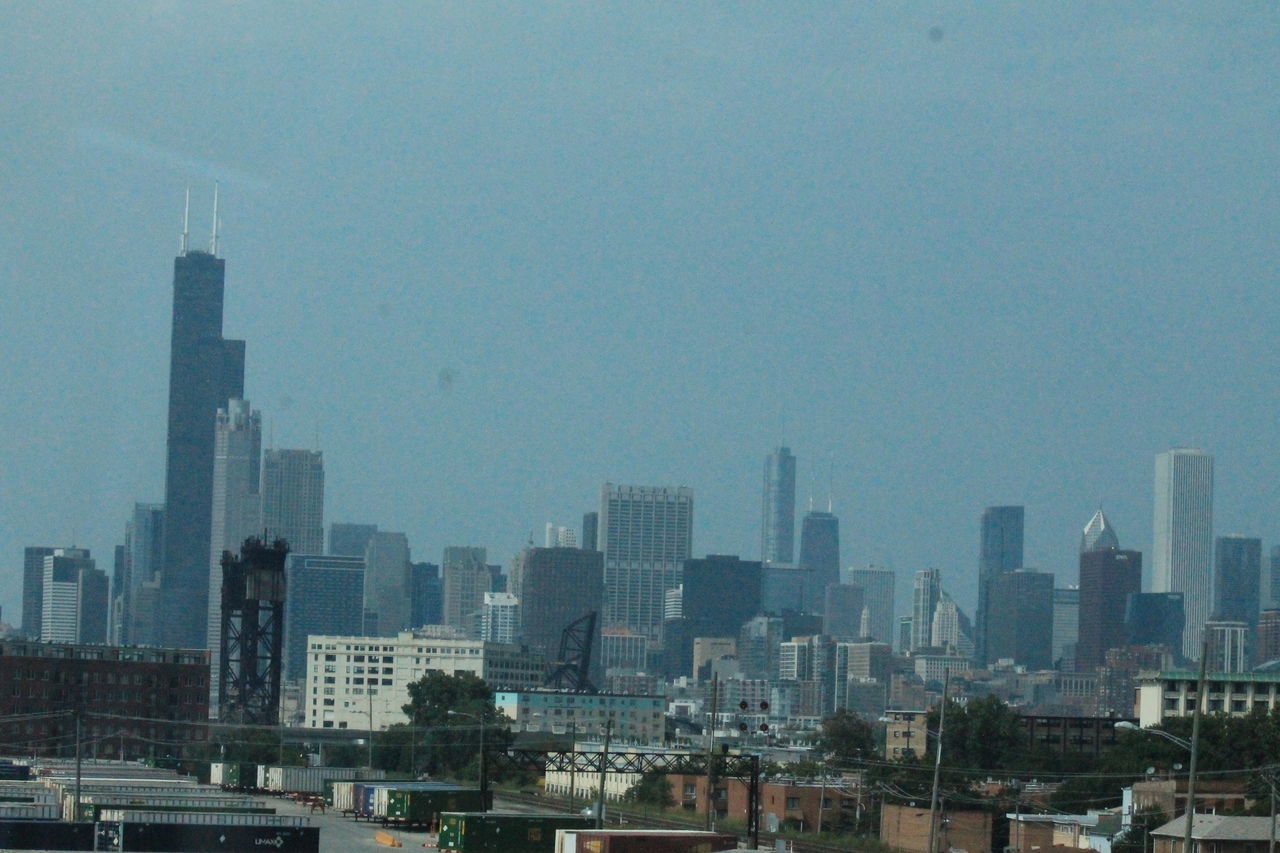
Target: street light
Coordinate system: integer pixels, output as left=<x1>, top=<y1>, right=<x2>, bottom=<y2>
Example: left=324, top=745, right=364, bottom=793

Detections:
left=1114, top=721, right=1191, bottom=750
left=447, top=710, right=488, bottom=807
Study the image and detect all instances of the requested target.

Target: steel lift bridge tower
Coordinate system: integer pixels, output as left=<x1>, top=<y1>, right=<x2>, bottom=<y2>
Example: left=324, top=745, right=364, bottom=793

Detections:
left=219, top=537, right=288, bottom=725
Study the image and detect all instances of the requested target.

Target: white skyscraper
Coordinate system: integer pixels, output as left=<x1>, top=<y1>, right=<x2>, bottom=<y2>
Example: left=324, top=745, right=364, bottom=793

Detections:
left=600, top=484, right=693, bottom=656
left=1152, top=448, right=1214, bottom=659
left=911, top=568, right=941, bottom=652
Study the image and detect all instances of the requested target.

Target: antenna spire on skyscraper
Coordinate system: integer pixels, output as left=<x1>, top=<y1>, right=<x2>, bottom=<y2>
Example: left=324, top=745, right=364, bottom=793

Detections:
left=180, top=187, right=190, bottom=255
left=210, top=181, right=220, bottom=256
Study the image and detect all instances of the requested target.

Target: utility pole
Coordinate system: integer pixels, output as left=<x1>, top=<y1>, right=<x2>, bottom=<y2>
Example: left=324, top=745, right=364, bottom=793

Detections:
left=705, top=674, right=718, bottom=831
left=926, top=670, right=951, bottom=853
left=73, top=709, right=82, bottom=822
left=595, top=719, right=612, bottom=829
left=367, top=690, right=374, bottom=770
left=568, top=721, right=577, bottom=814
left=1182, top=637, right=1209, bottom=853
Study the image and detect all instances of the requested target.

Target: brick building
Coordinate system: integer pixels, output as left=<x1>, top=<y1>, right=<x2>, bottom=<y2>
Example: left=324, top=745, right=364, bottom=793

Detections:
left=0, top=640, right=208, bottom=760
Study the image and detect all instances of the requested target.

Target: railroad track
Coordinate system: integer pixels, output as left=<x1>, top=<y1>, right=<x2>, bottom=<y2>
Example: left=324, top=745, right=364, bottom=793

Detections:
left=493, top=790, right=862, bottom=853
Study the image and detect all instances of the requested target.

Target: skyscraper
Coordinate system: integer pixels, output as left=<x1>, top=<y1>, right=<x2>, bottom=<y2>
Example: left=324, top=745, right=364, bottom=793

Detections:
left=600, top=484, right=693, bottom=655
left=984, top=569, right=1054, bottom=670
left=1052, top=587, right=1079, bottom=670
left=910, top=568, right=941, bottom=652
left=683, top=555, right=763, bottom=640
left=21, top=546, right=56, bottom=639
left=40, top=549, right=107, bottom=644
left=511, top=546, right=604, bottom=663
left=262, top=448, right=325, bottom=556
left=1077, top=534, right=1142, bottom=671
left=976, top=505, right=1024, bottom=665
left=761, top=447, right=797, bottom=564
left=329, top=523, right=378, bottom=558
left=124, top=503, right=164, bottom=646
left=1125, top=592, right=1185, bottom=653
left=441, top=546, right=490, bottom=634
left=1080, top=509, right=1119, bottom=554
left=282, top=554, right=365, bottom=684
left=846, top=565, right=895, bottom=646
left=1270, top=546, right=1280, bottom=609
left=1152, top=448, right=1214, bottom=659
left=207, top=399, right=262, bottom=709
left=408, top=562, right=442, bottom=628
left=159, top=225, right=246, bottom=650
left=363, top=532, right=410, bottom=636
left=798, top=509, right=840, bottom=605
left=823, top=583, right=865, bottom=641
left=1215, top=535, right=1262, bottom=628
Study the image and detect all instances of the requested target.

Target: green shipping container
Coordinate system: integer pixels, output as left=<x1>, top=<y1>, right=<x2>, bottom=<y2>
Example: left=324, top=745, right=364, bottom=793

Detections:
left=385, top=787, right=485, bottom=823
left=437, top=812, right=596, bottom=852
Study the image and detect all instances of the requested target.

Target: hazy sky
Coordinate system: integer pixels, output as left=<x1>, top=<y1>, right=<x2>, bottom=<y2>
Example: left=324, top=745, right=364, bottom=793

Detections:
left=3, top=3, right=1278, bottom=626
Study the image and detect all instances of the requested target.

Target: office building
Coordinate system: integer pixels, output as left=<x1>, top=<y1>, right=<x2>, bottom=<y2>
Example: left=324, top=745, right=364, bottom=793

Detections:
left=282, top=554, right=365, bottom=684
left=109, top=545, right=127, bottom=646
left=1125, top=592, right=1185, bottom=653
left=21, top=546, right=56, bottom=639
left=930, top=594, right=973, bottom=658
left=124, top=503, right=164, bottom=646
left=262, top=448, right=324, bottom=555
left=600, top=484, right=693, bottom=655
left=845, top=565, right=895, bottom=646
left=206, top=399, right=262, bottom=705
left=1053, top=587, right=1079, bottom=671
left=910, top=568, right=941, bottom=652
left=581, top=512, right=598, bottom=552
left=985, top=569, right=1054, bottom=670
left=363, top=532, right=410, bottom=636
left=761, top=446, right=797, bottom=564
left=1077, top=515, right=1142, bottom=670
left=408, top=562, right=442, bottom=628
left=823, top=583, right=865, bottom=641
left=510, top=546, right=604, bottom=665
left=738, top=615, right=784, bottom=680
left=303, top=631, right=544, bottom=729
left=798, top=510, right=840, bottom=602
left=1256, top=610, right=1280, bottom=665
left=977, top=505, right=1025, bottom=665
left=40, top=549, right=108, bottom=644
left=1270, top=546, right=1280, bottom=609
left=159, top=236, right=246, bottom=650
left=1204, top=620, right=1249, bottom=673
left=1215, top=536, right=1262, bottom=628
left=480, top=592, right=520, bottom=643
left=329, top=523, right=378, bottom=558
left=496, top=691, right=664, bottom=743
left=1080, top=509, right=1119, bottom=554
left=761, top=564, right=812, bottom=615
left=1152, top=448, right=1214, bottom=659
left=682, top=554, right=762, bottom=640
left=441, top=546, right=490, bottom=634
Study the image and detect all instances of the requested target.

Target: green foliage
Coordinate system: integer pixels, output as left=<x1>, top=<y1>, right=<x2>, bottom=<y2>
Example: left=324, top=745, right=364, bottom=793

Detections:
left=1113, top=808, right=1169, bottom=853
left=820, top=709, right=877, bottom=762
left=401, top=671, right=512, bottom=779
left=626, top=770, right=675, bottom=807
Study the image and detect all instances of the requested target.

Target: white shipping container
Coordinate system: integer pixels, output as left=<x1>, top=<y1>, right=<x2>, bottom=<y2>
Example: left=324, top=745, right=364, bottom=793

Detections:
left=97, top=809, right=309, bottom=827
left=0, top=803, right=58, bottom=821
left=257, top=764, right=268, bottom=789
left=210, top=762, right=228, bottom=786
left=372, top=786, right=391, bottom=818
left=331, top=781, right=355, bottom=811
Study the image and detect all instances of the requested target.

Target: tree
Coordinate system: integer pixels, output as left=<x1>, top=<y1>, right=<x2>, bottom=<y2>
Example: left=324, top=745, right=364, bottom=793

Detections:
left=819, top=709, right=876, bottom=762
left=401, top=671, right=512, bottom=779
left=626, top=770, right=674, bottom=807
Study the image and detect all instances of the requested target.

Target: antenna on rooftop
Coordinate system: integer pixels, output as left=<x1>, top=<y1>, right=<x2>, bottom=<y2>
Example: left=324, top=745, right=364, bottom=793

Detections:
left=827, top=453, right=834, bottom=513
left=180, top=188, right=190, bottom=255
left=210, top=181, right=220, bottom=256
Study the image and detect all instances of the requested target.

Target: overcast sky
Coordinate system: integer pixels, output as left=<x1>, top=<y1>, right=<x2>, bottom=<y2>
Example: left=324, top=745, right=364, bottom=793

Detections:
left=2, top=3, right=1278, bottom=625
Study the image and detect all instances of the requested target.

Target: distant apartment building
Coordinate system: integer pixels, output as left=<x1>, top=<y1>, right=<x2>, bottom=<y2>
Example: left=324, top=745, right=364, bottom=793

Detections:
left=480, top=592, right=520, bottom=644
left=303, top=631, right=544, bottom=729
left=1137, top=670, right=1280, bottom=726
left=495, top=690, right=664, bottom=743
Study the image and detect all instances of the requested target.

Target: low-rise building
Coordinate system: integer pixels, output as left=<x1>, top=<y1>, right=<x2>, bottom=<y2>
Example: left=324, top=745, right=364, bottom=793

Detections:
left=882, top=709, right=928, bottom=759
left=494, top=690, right=664, bottom=744
left=303, top=630, right=545, bottom=729
left=1137, top=670, right=1280, bottom=726
left=1152, top=814, right=1276, bottom=853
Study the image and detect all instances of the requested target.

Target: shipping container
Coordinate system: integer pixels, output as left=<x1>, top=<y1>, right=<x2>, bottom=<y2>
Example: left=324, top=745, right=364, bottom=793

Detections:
left=0, top=818, right=94, bottom=851
left=0, top=803, right=58, bottom=820
left=61, top=791, right=253, bottom=820
left=260, top=764, right=382, bottom=794
left=554, top=829, right=740, bottom=853
left=438, top=812, right=595, bottom=852
left=384, top=787, right=486, bottom=825
left=75, top=801, right=275, bottom=823
left=96, top=808, right=309, bottom=827
left=210, top=761, right=258, bottom=788
left=96, top=821, right=319, bottom=853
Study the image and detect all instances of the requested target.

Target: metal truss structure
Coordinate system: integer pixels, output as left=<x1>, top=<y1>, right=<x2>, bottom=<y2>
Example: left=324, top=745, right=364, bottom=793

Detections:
left=219, top=538, right=288, bottom=726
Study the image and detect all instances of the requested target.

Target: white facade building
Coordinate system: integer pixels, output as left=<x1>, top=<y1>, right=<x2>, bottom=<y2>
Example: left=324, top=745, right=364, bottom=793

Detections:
left=1152, top=448, right=1214, bottom=659
left=303, top=630, right=544, bottom=730
left=480, top=592, right=520, bottom=644
left=493, top=690, right=664, bottom=744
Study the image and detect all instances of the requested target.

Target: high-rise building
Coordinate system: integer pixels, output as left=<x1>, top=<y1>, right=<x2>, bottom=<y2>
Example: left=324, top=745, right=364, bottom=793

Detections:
left=363, top=532, right=410, bottom=636
left=124, top=503, right=164, bottom=646
left=1125, top=592, right=1185, bottom=654
left=1152, top=448, right=1214, bottom=659
left=845, top=566, right=895, bottom=646
left=543, top=524, right=577, bottom=548
left=930, top=594, right=973, bottom=658
left=441, top=546, right=490, bottom=634
left=480, top=592, right=520, bottom=644
left=823, top=584, right=865, bottom=641
left=511, top=546, right=604, bottom=664
left=761, top=447, right=797, bottom=564
left=1257, top=610, right=1280, bottom=666
left=1077, top=542, right=1142, bottom=671
left=682, top=555, right=762, bottom=640
left=798, top=510, right=840, bottom=604
left=1080, top=509, right=1119, bottom=554
left=1270, top=547, right=1280, bottom=610
left=910, top=568, right=941, bottom=652
left=1052, top=587, right=1079, bottom=671
left=408, top=562, right=442, bottom=628
left=40, top=549, right=108, bottom=644
left=282, top=554, right=365, bottom=683
left=1204, top=620, right=1249, bottom=673
left=581, top=512, right=599, bottom=552
left=109, top=545, right=127, bottom=645
left=21, top=546, right=56, bottom=639
left=328, top=523, right=378, bottom=558
left=1215, top=536, right=1262, bottom=628
left=600, top=484, right=694, bottom=654
left=976, top=505, right=1024, bottom=665
left=984, top=569, right=1053, bottom=670
left=206, top=399, right=262, bottom=704
left=159, top=236, right=246, bottom=650
left=261, top=448, right=324, bottom=556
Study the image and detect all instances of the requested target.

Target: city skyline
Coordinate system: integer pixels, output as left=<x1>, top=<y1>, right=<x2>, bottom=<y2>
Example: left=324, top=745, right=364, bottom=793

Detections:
left=5, top=6, right=1280, bottom=629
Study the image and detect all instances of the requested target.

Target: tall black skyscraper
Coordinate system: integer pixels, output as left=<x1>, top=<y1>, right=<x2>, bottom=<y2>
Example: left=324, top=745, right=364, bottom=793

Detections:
left=798, top=509, right=839, bottom=609
left=159, top=199, right=246, bottom=649
left=761, top=447, right=796, bottom=564
left=1215, top=536, right=1262, bottom=628
left=976, top=505, right=1024, bottom=665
